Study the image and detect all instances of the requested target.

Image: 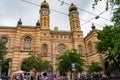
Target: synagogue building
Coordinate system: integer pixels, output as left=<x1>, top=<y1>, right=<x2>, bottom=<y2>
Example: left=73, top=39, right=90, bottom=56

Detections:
left=0, top=1, right=102, bottom=75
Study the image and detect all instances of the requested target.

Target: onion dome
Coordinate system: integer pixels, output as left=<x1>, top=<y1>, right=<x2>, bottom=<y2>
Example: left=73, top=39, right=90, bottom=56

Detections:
left=91, top=23, right=95, bottom=30
left=36, top=20, right=40, bottom=26
left=69, top=3, right=77, bottom=12
left=17, top=19, right=22, bottom=26
left=41, top=0, right=49, bottom=8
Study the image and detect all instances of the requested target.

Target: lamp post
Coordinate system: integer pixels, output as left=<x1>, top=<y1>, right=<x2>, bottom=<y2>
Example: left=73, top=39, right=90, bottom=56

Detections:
left=0, top=60, right=2, bottom=78
left=51, top=37, right=54, bottom=80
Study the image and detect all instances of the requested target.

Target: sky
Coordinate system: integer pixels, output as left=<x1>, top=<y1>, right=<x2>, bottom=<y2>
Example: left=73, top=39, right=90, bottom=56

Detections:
left=0, top=0, right=113, bottom=37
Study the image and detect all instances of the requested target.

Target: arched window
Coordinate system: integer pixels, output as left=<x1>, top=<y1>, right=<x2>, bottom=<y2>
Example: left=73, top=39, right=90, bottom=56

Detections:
left=76, top=20, right=79, bottom=28
left=88, top=42, right=92, bottom=53
left=75, top=20, right=77, bottom=28
left=72, top=20, right=74, bottom=28
left=44, top=22, right=46, bottom=26
left=42, top=44, right=48, bottom=56
left=23, top=36, right=32, bottom=51
left=1, top=37, right=8, bottom=49
left=78, top=45, right=82, bottom=53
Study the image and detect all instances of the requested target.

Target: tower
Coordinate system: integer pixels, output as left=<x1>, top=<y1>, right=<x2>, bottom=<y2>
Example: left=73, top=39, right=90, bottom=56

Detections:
left=69, top=3, right=81, bottom=32
left=68, top=3, right=85, bottom=55
left=40, top=0, right=50, bottom=30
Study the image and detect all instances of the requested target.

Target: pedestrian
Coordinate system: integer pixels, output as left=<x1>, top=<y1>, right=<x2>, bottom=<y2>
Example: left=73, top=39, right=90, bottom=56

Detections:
left=31, top=76, right=34, bottom=80
left=16, top=75, right=19, bottom=80
left=77, top=72, right=81, bottom=80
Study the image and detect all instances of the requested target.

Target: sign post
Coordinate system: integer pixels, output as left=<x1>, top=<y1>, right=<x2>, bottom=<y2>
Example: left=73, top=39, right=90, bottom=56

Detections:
left=71, top=63, right=76, bottom=79
left=72, top=63, right=76, bottom=71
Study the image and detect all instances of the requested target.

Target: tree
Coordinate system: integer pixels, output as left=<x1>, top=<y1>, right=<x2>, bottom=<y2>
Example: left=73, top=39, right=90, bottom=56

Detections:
left=112, top=8, right=120, bottom=25
left=0, top=40, right=11, bottom=75
left=87, top=62, right=103, bottom=73
left=110, top=26, right=120, bottom=72
left=96, top=26, right=114, bottom=53
left=21, top=52, right=43, bottom=72
left=21, top=52, right=52, bottom=74
left=21, top=60, right=31, bottom=72
left=93, top=0, right=120, bottom=75
left=0, top=41, right=7, bottom=61
left=57, top=49, right=85, bottom=73
left=42, top=61, right=52, bottom=72
left=96, top=26, right=120, bottom=74
left=1, top=58, right=11, bottom=75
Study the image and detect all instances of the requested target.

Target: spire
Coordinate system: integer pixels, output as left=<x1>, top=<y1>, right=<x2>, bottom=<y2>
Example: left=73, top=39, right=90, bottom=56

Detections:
left=91, top=23, right=95, bottom=30
left=17, top=19, right=22, bottom=26
left=41, top=0, right=49, bottom=9
left=69, top=3, right=77, bottom=12
left=36, top=20, right=40, bottom=26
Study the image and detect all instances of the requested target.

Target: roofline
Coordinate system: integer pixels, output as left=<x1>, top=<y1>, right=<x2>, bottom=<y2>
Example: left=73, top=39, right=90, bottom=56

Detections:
left=84, top=29, right=100, bottom=39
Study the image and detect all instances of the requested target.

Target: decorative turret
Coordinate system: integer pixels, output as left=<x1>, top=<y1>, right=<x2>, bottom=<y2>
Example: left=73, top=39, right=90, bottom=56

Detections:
left=69, top=3, right=77, bottom=12
left=91, top=23, right=95, bottom=30
left=40, top=0, right=50, bottom=30
left=17, top=19, right=22, bottom=26
left=36, top=20, right=40, bottom=26
left=69, top=3, right=81, bottom=32
left=41, top=0, right=49, bottom=9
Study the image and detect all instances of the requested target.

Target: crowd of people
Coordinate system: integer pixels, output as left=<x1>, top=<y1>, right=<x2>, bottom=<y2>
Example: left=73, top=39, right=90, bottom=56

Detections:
left=12, top=73, right=34, bottom=80
left=0, top=72, right=120, bottom=80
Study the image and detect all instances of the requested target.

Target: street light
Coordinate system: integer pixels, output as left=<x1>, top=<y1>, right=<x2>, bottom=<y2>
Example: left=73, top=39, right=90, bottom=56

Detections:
left=95, top=16, right=99, bottom=19
left=0, top=60, right=2, bottom=79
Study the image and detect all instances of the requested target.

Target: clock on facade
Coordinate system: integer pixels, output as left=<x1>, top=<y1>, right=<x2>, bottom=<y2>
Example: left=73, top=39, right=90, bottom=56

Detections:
left=57, top=44, right=66, bottom=53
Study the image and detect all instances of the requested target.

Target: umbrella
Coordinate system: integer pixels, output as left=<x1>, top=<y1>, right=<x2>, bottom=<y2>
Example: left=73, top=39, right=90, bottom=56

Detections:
left=13, top=70, right=25, bottom=74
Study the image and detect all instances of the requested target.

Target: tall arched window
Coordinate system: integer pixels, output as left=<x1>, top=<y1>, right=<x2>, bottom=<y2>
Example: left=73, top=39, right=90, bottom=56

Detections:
left=88, top=42, right=92, bottom=53
left=72, top=20, right=74, bottom=28
left=23, top=36, right=32, bottom=51
left=1, top=37, right=8, bottom=49
left=42, top=44, right=47, bottom=56
left=78, top=45, right=82, bottom=53
left=75, top=20, right=77, bottom=28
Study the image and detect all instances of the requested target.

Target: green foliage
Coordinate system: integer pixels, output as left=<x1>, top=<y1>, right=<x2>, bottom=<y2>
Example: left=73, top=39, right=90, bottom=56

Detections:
left=1, top=58, right=11, bottom=74
left=21, top=54, right=43, bottom=72
left=93, top=0, right=120, bottom=10
left=42, top=61, right=52, bottom=72
left=57, top=49, right=85, bottom=72
left=111, top=26, right=120, bottom=56
left=21, top=52, right=52, bottom=72
left=0, top=41, right=7, bottom=62
left=93, top=0, right=120, bottom=73
left=96, top=26, right=114, bottom=53
left=96, top=25, right=120, bottom=73
left=112, top=8, right=120, bottom=25
left=87, top=62, right=103, bottom=72
left=0, top=41, right=12, bottom=75
left=21, top=61, right=31, bottom=72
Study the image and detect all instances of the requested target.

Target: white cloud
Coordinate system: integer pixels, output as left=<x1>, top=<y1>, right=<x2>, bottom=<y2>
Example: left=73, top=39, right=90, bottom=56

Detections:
left=0, top=0, right=113, bottom=37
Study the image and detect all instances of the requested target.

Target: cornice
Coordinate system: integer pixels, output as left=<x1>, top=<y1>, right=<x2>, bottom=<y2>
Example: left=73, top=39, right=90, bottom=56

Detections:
left=50, top=30, right=71, bottom=35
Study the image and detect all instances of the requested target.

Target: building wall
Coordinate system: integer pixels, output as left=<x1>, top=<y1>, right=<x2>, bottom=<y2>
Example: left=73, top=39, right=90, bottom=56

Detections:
left=0, top=26, right=86, bottom=75
left=84, top=30, right=102, bottom=65
left=0, top=26, right=102, bottom=75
